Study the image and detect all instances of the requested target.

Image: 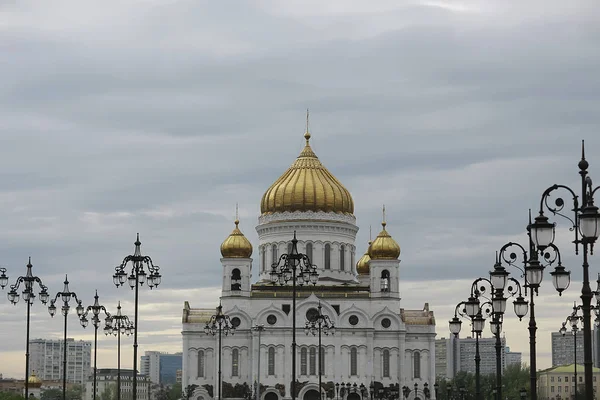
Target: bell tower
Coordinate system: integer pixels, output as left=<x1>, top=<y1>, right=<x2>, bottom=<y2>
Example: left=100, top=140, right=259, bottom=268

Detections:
left=220, top=206, right=253, bottom=297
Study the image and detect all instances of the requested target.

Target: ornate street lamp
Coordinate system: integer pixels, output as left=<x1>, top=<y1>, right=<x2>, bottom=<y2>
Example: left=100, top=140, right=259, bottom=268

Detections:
left=252, top=324, right=265, bottom=400
left=560, top=302, right=585, bottom=400
left=0, top=267, right=8, bottom=289
left=270, top=232, right=318, bottom=400
left=48, top=275, right=84, bottom=400
left=305, top=302, right=335, bottom=400
left=113, top=234, right=162, bottom=400
left=104, top=302, right=134, bottom=400
left=5, top=259, right=49, bottom=400
left=467, top=265, right=528, bottom=400
left=495, top=224, right=568, bottom=400
left=530, top=141, right=600, bottom=399
left=205, top=302, right=235, bottom=400
left=80, top=291, right=111, bottom=400
left=449, top=300, right=491, bottom=400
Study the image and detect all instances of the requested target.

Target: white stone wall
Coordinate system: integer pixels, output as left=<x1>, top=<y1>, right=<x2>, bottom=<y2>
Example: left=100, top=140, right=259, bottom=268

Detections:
left=183, top=294, right=436, bottom=400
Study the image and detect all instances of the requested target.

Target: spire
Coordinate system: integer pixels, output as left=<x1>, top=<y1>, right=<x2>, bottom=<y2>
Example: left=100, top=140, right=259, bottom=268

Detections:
left=235, top=203, right=239, bottom=226
left=382, top=204, right=387, bottom=229
left=304, top=108, right=311, bottom=143
left=579, top=139, right=589, bottom=171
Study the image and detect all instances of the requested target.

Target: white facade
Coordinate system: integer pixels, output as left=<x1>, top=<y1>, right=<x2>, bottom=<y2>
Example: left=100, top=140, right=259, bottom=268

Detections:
left=181, top=132, right=437, bottom=400
left=29, top=338, right=92, bottom=384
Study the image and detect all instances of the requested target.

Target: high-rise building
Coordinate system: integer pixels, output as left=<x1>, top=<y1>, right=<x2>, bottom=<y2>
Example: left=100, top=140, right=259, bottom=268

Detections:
left=435, top=336, right=460, bottom=379
left=458, top=336, right=506, bottom=376
left=140, top=351, right=182, bottom=385
left=505, top=346, right=522, bottom=368
left=29, top=338, right=91, bottom=385
left=551, top=331, right=585, bottom=367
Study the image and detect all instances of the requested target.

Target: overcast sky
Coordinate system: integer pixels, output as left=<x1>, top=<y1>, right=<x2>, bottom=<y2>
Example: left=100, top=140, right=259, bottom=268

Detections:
left=1, top=0, right=600, bottom=380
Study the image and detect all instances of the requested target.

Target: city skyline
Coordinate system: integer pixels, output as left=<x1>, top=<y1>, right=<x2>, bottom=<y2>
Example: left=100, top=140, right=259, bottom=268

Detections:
left=1, top=0, right=599, bottom=381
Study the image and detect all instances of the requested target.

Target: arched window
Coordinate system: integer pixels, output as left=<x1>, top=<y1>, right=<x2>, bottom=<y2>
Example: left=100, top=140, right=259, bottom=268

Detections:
left=300, top=348, right=308, bottom=376
left=350, top=347, right=358, bottom=376
left=268, top=347, right=275, bottom=376
left=306, top=243, right=313, bottom=263
left=381, top=270, right=390, bottom=292
left=232, top=348, right=239, bottom=376
left=231, top=269, right=241, bottom=291
left=351, top=251, right=355, bottom=274
left=262, top=246, right=266, bottom=273
left=414, top=351, right=421, bottom=379
left=197, top=350, right=204, bottom=378
left=340, top=245, right=345, bottom=271
left=309, top=347, right=317, bottom=375
left=272, top=245, right=278, bottom=264
left=324, top=244, right=331, bottom=270
left=288, top=242, right=293, bottom=255
left=383, top=349, right=390, bottom=378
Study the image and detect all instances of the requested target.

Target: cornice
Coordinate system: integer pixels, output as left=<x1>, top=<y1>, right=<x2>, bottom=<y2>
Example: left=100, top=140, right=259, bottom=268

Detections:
left=258, top=211, right=356, bottom=225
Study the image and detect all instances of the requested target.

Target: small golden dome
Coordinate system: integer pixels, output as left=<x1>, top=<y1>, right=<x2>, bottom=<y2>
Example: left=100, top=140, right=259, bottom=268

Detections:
left=356, top=241, right=372, bottom=275
left=220, top=219, right=253, bottom=258
left=260, top=126, right=354, bottom=215
left=369, top=221, right=400, bottom=260
left=28, top=372, right=42, bottom=387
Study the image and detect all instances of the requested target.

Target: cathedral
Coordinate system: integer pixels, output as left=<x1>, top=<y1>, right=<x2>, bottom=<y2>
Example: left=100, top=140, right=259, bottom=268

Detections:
left=181, top=127, right=437, bottom=400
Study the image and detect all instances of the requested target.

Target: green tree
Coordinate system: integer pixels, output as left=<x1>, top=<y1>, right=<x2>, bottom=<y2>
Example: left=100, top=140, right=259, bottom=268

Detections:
left=0, top=392, right=25, bottom=400
left=169, top=383, right=182, bottom=400
left=99, top=384, right=116, bottom=400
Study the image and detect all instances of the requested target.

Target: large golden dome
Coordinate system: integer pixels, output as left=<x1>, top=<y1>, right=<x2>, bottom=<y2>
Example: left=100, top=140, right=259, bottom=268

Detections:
left=260, top=130, right=354, bottom=215
left=356, top=241, right=372, bottom=275
left=220, top=219, right=253, bottom=258
left=369, top=221, right=400, bottom=260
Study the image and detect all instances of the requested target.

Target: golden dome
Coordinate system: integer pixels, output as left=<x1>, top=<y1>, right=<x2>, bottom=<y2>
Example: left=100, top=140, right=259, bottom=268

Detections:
left=369, top=221, right=400, bottom=260
left=260, top=129, right=354, bottom=215
left=220, top=219, right=253, bottom=258
left=28, top=372, right=42, bottom=387
left=356, top=241, right=372, bottom=275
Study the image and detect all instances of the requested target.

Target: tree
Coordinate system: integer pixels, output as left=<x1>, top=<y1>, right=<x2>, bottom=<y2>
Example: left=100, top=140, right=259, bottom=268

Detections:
left=169, top=384, right=182, bottom=400
left=0, top=392, right=25, bottom=400
left=41, top=389, right=62, bottom=400
left=99, top=384, right=116, bottom=400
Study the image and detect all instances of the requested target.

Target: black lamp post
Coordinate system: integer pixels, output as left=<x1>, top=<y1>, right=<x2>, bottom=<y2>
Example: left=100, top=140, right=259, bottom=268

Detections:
left=449, top=300, right=486, bottom=400
left=453, top=265, right=528, bottom=400
left=79, top=291, right=111, bottom=400
left=495, top=220, right=569, bottom=400
left=204, top=302, right=235, bottom=400
left=113, top=234, right=162, bottom=400
left=530, top=141, right=600, bottom=400
left=305, top=302, right=335, bottom=400
left=269, top=232, right=319, bottom=400
left=560, top=302, right=585, bottom=400
left=5, top=259, right=49, bottom=400
left=48, top=275, right=84, bottom=400
left=104, top=302, right=134, bottom=400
